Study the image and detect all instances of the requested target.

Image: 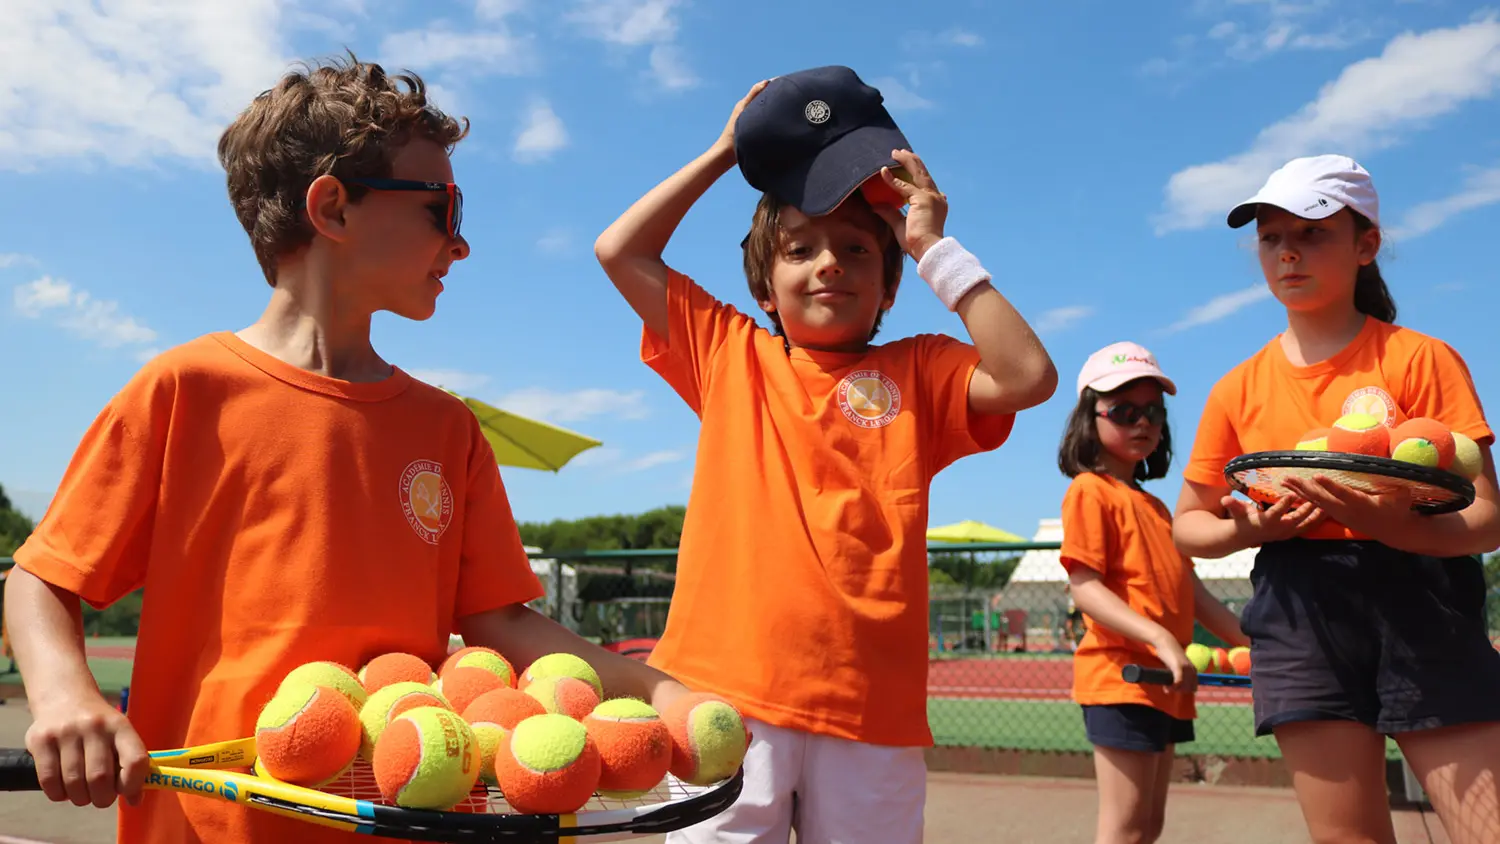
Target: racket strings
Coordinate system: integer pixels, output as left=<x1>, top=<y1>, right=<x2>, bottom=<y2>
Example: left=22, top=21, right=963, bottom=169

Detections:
left=1237, top=465, right=1466, bottom=508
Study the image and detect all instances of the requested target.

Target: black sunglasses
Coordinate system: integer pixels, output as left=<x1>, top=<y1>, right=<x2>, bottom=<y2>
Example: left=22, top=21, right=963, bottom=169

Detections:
left=1098, top=402, right=1167, bottom=427
left=346, top=178, right=463, bottom=239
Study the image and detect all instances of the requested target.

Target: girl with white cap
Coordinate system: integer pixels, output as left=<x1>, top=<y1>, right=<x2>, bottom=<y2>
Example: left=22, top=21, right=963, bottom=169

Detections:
left=1057, top=342, right=1248, bottom=844
left=1174, top=155, right=1500, bottom=844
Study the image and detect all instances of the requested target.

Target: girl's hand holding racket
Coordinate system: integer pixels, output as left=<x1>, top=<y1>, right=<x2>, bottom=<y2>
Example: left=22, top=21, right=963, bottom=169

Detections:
left=25, top=693, right=148, bottom=808
left=1221, top=493, right=1324, bottom=543
left=869, top=149, right=949, bottom=263
left=1151, top=638, right=1199, bottom=696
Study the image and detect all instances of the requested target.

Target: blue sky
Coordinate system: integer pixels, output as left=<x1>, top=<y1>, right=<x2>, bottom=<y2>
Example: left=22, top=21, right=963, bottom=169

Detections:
left=4, top=1, right=1500, bottom=543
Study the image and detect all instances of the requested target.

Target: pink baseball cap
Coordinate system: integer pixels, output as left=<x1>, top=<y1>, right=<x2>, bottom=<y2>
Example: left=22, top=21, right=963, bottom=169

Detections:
left=1077, top=342, right=1177, bottom=397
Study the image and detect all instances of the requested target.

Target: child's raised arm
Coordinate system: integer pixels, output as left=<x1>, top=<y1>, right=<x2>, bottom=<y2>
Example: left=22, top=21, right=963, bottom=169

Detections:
left=594, top=81, right=769, bottom=339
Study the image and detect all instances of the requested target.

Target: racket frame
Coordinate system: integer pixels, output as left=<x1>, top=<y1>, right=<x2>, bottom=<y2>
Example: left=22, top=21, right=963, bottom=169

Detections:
left=1224, top=450, right=1475, bottom=515
left=1121, top=664, right=1251, bottom=688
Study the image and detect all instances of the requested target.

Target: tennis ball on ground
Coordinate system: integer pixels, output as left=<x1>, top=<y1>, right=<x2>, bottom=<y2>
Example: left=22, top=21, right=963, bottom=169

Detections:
left=523, top=675, right=601, bottom=721
left=462, top=687, right=548, bottom=785
left=1294, top=428, right=1331, bottom=451
left=495, top=713, right=602, bottom=815
left=256, top=682, right=362, bottom=787
left=583, top=698, right=672, bottom=799
left=372, top=706, right=481, bottom=810
left=1452, top=433, right=1484, bottom=481
left=440, top=647, right=516, bottom=688
left=435, top=666, right=509, bottom=716
left=661, top=693, right=749, bottom=786
left=1184, top=643, right=1213, bottom=673
left=359, top=652, right=437, bottom=694
left=519, top=653, right=604, bottom=699
left=1228, top=647, right=1252, bottom=675
left=1327, top=413, right=1390, bottom=457
left=1389, top=418, right=1456, bottom=469
left=359, top=681, right=451, bottom=761
left=278, top=661, right=368, bottom=711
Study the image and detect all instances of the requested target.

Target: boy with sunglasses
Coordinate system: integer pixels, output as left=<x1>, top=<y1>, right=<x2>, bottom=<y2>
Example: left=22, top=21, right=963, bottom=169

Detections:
left=6, top=54, right=689, bottom=844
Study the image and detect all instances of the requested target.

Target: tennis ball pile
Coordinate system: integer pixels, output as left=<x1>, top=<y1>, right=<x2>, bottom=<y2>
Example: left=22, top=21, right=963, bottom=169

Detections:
left=254, top=647, right=748, bottom=813
left=1293, top=414, right=1483, bottom=481
left=1184, top=643, right=1250, bottom=677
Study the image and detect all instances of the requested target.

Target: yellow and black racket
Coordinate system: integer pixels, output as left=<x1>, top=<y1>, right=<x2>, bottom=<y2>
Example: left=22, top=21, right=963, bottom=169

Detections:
left=1225, top=450, right=1475, bottom=515
left=0, top=736, right=741, bottom=841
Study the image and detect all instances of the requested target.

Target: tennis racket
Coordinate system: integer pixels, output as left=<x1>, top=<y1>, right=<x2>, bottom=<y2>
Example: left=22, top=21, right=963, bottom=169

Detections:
left=1121, top=664, right=1251, bottom=688
left=1224, top=450, right=1475, bottom=515
left=0, top=735, right=742, bottom=841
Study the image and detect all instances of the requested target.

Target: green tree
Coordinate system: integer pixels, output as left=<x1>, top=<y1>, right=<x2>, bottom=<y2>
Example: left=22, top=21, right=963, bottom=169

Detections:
left=0, top=484, right=35, bottom=557
left=927, top=550, right=1020, bottom=590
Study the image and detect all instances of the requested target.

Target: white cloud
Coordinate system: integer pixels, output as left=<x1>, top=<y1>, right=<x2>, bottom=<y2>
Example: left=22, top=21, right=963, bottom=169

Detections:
left=1389, top=164, right=1500, bottom=239
left=514, top=100, right=568, bottom=162
left=870, top=76, right=935, bottom=111
left=536, top=229, right=573, bottom=255
left=569, top=446, right=686, bottom=473
left=407, top=368, right=493, bottom=393
left=625, top=449, right=686, bottom=471
left=1034, top=306, right=1095, bottom=334
left=0, top=253, right=39, bottom=269
left=378, top=26, right=535, bottom=77
left=476, top=0, right=526, bottom=21
left=1159, top=285, right=1272, bottom=334
left=494, top=387, right=649, bottom=423
left=14, top=276, right=158, bottom=348
left=566, top=0, right=697, bottom=92
left=944, top=29, right=984, bottom=48
left=1154, top=18, right=1500, bottom=234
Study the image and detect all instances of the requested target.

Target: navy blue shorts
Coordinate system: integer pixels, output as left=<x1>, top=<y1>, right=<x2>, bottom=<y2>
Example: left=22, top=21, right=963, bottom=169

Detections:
left=1241, top=539, right=1500, bottom=737
left=1082, top=704, right=1195, bottom=753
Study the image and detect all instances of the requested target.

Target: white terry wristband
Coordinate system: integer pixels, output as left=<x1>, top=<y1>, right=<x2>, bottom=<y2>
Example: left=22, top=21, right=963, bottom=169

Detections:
left=916, top=236, right=991, bottom=311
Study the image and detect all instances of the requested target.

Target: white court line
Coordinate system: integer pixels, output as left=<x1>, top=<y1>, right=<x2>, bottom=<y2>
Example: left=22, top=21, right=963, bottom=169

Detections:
left=0, top=835, right=59, bottom=844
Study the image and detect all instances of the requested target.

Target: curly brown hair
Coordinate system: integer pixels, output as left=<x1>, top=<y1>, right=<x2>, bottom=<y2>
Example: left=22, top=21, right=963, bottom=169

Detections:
left=217, top=51, right=470, bottom=286
left=741, top=192, right=904, bottom=339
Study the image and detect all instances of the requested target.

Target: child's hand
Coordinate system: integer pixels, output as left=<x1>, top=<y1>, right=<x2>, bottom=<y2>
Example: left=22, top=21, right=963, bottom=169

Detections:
left=1221, top=493, right=1324, bottom=544
left=868, top=149, right=949, bottom=262
left=1153, top=640, right=1199, bottom=696
left=1278, top=474, right=1416, bottom=542
left=25, top=695, right=149, bottom=808
left=713, top=80, right=771, bottom=160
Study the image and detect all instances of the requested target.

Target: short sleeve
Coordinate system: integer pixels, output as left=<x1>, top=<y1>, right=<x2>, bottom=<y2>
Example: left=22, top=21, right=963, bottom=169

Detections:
left=915, top=333, right=1015, bottom=473
left=1182, top=383, right=1243, bottom=488
left=1402, top=338, right=1494, bottom=446
left=641, top=270, right=756, bottom=415
left=455, top=424, right=546, bottom=620
left=1060, top=475, right=1114, bottom=576
left=14, top=370, right=170, bottom=609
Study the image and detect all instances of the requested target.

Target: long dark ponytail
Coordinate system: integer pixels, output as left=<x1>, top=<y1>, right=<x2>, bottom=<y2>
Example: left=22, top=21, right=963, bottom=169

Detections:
left=1351, top=211, right=1396, bottom=323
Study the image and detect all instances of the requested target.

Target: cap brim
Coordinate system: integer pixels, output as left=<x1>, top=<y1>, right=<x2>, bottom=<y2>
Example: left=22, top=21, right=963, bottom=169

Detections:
left=1086, top=372, right=1178, bottom=396
left=760, top=122, right=910, bottom=217
left=1227, top=186, right=1345, bottom=229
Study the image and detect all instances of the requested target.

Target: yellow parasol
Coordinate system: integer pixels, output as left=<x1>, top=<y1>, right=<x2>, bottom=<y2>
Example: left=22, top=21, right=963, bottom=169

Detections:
left=447, top=392, right=602, bottom=472
left=926, top=520, right=1026, bottom=544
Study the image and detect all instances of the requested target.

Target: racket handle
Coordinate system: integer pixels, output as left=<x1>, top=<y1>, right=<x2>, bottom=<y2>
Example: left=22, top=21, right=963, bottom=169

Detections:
left=0, top=748, right=42, bottom=791
left=1121, top=664, right=1176, bottom=685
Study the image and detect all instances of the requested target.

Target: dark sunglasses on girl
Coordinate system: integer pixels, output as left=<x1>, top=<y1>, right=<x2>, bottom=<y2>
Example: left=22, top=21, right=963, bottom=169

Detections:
left=1098, top=401, right=1167, bottom=427
left=346, top=177, right=463, bottom=239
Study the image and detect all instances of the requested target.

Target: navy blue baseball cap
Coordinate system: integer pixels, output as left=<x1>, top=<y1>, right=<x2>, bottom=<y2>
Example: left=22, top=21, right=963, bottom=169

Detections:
left=733, top=65, right=910, bottom=216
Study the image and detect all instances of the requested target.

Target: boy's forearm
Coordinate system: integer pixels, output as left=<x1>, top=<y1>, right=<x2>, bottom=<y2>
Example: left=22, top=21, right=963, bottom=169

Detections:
left=4, top=567, right=103, bottom=706
left=954, top=284, right=1057, bottom=410
left=594, top=143, right=737, bottom=268
left=458, top=605, right=681, bottom=702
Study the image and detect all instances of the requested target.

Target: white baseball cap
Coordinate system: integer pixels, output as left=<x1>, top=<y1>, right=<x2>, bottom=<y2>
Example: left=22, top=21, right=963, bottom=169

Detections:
left=1227, top=154, right=1380, bottom=229
left=1077, top=342, right=1177, bottom=397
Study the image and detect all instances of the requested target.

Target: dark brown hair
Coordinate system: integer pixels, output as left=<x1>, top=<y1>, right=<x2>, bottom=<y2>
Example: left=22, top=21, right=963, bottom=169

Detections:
left=1350, top=210, right=1396, bottom=323
left=217, top=51, right=470, bottom=286
left=1057, top=382, right=1173, bottom=483
left=741, top=192, right=905, bottom=339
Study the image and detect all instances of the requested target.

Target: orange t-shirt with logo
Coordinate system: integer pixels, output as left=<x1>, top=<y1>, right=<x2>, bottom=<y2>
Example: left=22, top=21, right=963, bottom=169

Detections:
left=641, top=270, right=1014, bottom=747
left=1060, top=472, right=1196, bottom=720
left=1184, top=317, right=1494, bottom=540
left=15, top=333, right=544, bottom=844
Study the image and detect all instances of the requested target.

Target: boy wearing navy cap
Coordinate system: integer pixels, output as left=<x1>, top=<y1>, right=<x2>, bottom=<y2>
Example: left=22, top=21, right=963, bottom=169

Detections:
left=595, top=67, right=1056, bottom=842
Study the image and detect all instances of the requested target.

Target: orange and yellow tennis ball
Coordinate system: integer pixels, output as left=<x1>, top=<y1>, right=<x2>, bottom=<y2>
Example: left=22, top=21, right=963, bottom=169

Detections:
left=1294, top=427, right=1331, bottom=451
left=519, top=653, right=604, bottom=699
left=359, top=681, right=451, bottom=761
left=1211, top=647, right=1232, bottom=674
left=256, top=682, right=362, bottom=787
left=495, top=713, right=602, bottom=815
left=858, top=166, right=913, bottom=208
left=462, top=687, right=548, bottom=785
left=1452, top=432, right=1484, bottom=481
left=278, top=661, right=368, bottom=711
left=359, top=652, right=437, bottom=695
left=1228, top=647, right=1252, bottom=675
left=523, top=675, right=601, bottom=721
left=372, top=706, right=482, bottom=810
left=440, top=646, right=516, bottom=688
left=1389, top=417, right=1456, bottom=469
left=1327, top=413, right=1390, bottom=457
left=661, top=693, right=749, bottom=786
left=435, top=666, right=508, bottom=716
left=583, top=698, right=672, bottom=799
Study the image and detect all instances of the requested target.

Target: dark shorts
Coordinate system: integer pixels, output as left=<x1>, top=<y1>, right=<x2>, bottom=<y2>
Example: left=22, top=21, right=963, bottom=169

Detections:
left=1082, top=704, right=1195, bottom=753
left=1241, top=539, right=1500, bottom=737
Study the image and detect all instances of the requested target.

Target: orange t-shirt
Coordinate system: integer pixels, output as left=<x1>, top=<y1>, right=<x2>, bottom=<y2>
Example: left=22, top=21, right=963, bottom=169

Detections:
left=1060, top=472, right=1196, bottom=720
left=642, top=271, right=1014, bottom=747
left=15, top=333, right=543, bottom=844
left=1184, top=317, right=1494, bottom=540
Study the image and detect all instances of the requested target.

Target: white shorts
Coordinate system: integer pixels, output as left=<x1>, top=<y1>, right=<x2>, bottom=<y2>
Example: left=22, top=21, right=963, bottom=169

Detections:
left=665, top=718, right=927, bottom=844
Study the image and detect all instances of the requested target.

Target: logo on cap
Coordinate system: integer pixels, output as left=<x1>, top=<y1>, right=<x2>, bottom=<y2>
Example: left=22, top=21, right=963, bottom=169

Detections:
left=804, top=100, right=832, bottom=125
